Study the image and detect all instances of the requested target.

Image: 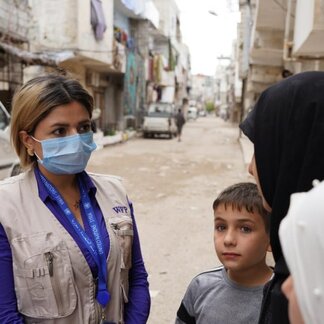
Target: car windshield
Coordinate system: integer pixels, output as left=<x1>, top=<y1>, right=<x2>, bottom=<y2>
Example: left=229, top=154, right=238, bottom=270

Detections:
left=148, top=103, right=172, bottom=117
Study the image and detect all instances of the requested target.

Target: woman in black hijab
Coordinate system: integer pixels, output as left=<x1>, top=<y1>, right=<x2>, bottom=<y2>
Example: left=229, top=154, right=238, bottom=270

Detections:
left=240, top=71, right=324, bottom=323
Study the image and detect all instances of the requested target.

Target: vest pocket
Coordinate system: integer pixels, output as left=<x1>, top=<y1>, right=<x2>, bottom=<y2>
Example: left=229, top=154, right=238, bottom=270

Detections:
left=11, top=234, right=77, bottom=319
left=110, top=216, right=134, bottom=270
left=110, top=216, right=133, bottom=305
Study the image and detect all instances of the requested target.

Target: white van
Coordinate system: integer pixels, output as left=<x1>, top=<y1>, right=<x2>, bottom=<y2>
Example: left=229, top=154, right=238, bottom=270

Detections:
left=0, top=101, right=21, bottom=179
left=187, top=106, right=198, bottom=120
left=143, top=102, right=177, bottom=139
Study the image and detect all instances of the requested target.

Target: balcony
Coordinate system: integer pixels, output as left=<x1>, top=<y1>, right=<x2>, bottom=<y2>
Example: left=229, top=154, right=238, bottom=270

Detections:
left=250, top=0, right=291, bottom=67
left=293, top=0, right=324, bottom=56
left=28, top=0, right=114, bottom=70
left=254, top=0, right=286, bottom=32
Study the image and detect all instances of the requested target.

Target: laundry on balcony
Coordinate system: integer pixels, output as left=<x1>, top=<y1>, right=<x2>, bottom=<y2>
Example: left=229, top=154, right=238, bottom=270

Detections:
left=91, top=0, right=107, bottom=40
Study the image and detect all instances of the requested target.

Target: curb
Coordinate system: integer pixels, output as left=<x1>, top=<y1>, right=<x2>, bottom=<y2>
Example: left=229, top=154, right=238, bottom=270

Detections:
left=94, top=130, right=137, bottom=149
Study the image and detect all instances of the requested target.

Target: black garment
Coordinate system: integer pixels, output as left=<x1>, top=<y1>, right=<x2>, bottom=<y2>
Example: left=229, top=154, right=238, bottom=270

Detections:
left=239, top=107, right=255, bottom=142
left=240, top=71, right=324, bottom=323
left=177, top=303, right=196, bottom=324
left=258, top=258, right=289, bottom=323
left=175, top=111, right=186, bottom=134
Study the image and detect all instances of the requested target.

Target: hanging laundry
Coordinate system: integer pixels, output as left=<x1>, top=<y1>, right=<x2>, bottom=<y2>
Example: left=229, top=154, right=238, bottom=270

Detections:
left=91, top=0, right=107, bottom=40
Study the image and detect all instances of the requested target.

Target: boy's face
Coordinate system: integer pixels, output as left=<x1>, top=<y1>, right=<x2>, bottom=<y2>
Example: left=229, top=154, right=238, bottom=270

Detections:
left=214, top=203, right=270, bottom=277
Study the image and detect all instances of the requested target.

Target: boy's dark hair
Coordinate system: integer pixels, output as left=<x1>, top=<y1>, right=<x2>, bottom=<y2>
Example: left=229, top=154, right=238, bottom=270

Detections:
left=212, top=182, right=270, bottom=233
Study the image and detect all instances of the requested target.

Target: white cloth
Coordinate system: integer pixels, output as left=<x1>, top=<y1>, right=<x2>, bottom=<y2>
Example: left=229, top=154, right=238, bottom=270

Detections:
left=279, top=181, right=324, bottom=324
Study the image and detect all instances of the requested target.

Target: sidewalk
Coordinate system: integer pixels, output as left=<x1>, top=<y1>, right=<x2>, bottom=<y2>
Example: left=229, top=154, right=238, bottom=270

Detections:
left=93, top=129, right=137, bottom=150
left=239, top=133, right=254, bottom=165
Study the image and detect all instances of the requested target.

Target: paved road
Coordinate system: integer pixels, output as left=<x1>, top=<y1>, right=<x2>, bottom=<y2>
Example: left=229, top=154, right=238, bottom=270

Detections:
left=88, top=116, right=252, bottom=324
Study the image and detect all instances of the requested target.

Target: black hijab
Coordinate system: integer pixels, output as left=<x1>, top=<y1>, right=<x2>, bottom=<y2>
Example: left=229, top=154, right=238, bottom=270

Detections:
left=240, top=72, right=324, bottom=323
left=241, top=71, right=324, bottom=264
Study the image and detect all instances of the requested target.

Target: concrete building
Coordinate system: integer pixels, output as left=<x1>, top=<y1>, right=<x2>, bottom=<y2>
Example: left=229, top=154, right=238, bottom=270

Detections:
left=214, top=62, right=233, bottom=121
left=113, top=0, right=151, bottom=130
left=190, top=74, right=216, bottom=112
left=174, top=41, right=191, bottom=108
left=0, top=0, right=190, bottom=133
left=149, top=0, right=190, bottom=109
left=24, top=0, right=117, bottom=133
left=238, top=0, right=324, bottom=118
left=0, top=1, right=32, bottom=110
left=113, top=0, right=190, bottom=126
left=215, top=52, right=242, bottom=123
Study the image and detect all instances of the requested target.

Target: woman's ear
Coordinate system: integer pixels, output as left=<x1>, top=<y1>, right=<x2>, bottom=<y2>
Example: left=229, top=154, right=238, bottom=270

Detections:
left=267, top=244, right=272, bottom=253
left=19, top=131, right=35, bottom=156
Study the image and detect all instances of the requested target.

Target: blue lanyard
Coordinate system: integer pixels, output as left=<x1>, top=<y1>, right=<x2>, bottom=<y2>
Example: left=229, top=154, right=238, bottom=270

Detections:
left=39, top=173, right=110, bottom=307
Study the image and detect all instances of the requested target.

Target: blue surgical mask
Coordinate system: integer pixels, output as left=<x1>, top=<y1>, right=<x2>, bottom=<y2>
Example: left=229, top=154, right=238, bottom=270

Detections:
left=32, top=132, right=97, bottom=174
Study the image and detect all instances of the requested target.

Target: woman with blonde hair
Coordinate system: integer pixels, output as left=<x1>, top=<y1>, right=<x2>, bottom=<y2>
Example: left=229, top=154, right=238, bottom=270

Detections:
left=0, top=73, right=150, bottom=323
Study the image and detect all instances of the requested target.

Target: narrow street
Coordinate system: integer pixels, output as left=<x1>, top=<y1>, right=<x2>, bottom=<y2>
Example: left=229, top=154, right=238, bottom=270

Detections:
left=87, top=116, right=252, bottom=324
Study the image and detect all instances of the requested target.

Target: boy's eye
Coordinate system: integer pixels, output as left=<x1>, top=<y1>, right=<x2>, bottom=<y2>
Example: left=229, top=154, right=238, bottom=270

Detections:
left=240, top=226, right=252, bottom=233
left=215, top=224, right=226, bottom=232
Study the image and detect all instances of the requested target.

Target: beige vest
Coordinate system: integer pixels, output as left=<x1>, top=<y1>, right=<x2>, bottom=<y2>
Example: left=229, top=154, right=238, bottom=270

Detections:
left=0, top=170, right=134, bottom=324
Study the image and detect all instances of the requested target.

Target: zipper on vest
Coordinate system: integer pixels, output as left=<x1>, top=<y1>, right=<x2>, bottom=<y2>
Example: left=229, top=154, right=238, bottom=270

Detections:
left=45, top=251, right=64, bottom=315
left=45, top=251, right=54, bottom=276
left=93, top=278, right=102, bottom=323
left=100, top=308, right=106, bottom=323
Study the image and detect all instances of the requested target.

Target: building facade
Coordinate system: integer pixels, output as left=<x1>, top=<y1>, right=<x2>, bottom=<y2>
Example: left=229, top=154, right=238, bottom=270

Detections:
left=0, top=0, right=191, bottom=134
left=0, top=1, right=32, bottom=110
left=238, top=0, right=324, bottom=118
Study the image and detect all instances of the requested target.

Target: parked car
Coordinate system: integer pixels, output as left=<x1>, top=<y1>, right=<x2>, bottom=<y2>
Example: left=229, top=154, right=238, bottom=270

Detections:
left=187, top=106, right=198, bottom=120
left=143, top=102, right=177, bottom=139
left=198, top=110, right=207, bottom=117
left=0, top=101, right=21, bottom=180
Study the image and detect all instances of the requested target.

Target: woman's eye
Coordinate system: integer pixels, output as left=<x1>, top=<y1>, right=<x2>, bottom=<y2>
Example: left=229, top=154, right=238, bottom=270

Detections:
left=241, top=226, right=252, bottom=233
left=53, top=128, right=66, bottom=136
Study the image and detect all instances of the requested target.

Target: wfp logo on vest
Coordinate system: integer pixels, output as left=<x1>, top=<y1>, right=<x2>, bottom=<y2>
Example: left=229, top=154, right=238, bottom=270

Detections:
left=113, top=206, right=128, bottom=214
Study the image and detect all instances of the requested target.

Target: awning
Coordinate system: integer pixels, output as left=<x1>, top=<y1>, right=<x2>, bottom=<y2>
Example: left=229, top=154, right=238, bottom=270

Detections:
left=0, top=42, right=75, bottom=67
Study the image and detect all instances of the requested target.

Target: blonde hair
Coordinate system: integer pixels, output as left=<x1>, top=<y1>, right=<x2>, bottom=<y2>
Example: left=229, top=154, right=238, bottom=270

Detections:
left=11, top=74, right=94, bottom=168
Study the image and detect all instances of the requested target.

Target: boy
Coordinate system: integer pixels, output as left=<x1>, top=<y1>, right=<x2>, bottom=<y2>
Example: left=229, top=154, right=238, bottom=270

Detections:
left=176, top=182, right=273, bottom=324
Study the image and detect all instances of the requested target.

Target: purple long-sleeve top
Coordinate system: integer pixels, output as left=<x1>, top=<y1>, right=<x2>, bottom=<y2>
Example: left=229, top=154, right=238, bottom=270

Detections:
left=0, top=169, right=150, bottom=323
